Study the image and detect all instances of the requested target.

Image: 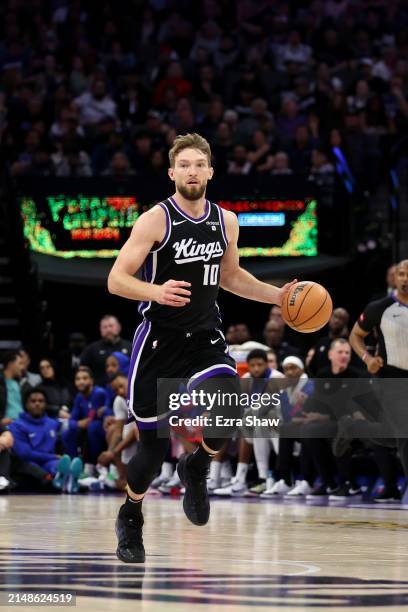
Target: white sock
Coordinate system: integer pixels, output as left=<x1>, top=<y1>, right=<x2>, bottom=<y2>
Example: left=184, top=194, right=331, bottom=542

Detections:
left=161, top=461, right=173, bottom=479
left=253, top=438, right=270, bottom=480
left=209, top=460, right=222, bottom=482
left=220, top=460, right=233, bottom=480
left=235, top=462, right=248, bottom=483
left=84, top=463, right=94, bottom=476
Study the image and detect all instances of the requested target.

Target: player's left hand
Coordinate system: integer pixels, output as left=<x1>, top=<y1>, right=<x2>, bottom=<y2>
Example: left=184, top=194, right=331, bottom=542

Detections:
left=275, top=279, right=298, bottom=306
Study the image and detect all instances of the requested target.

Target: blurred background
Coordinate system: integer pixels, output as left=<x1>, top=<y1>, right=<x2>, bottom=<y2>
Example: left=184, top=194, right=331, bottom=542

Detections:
left=0, top=0, right=407, bottom=359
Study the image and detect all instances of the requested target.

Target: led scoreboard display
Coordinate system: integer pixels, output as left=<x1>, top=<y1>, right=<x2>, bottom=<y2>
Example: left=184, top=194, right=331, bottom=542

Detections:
left=20, top=189, right=317, bottom=259
left=218, top=198, right=316, bottom=257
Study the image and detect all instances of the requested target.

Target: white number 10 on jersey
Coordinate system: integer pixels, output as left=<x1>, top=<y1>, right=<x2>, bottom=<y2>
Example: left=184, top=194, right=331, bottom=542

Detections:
left=203, top=264, right=219, bottom=286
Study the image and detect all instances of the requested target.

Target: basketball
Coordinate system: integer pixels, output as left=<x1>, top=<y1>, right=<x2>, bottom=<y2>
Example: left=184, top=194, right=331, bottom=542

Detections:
left=281, top=281, right=333, bottom=333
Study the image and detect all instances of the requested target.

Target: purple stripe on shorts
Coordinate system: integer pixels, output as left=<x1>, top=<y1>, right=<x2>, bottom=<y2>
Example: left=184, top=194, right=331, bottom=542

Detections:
left=188, top=366, right=237, bottom=391
left=127, top=319, right=149, bottom=401
left=135, top=413, right=169, bottom=430
left=169, top=197, right=210, bottom=222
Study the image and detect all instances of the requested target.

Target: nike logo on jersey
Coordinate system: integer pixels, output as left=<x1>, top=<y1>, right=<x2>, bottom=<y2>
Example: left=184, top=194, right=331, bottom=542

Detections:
left=210, top=338, right=220, bottom=344
left=173, top=220, right=187, bottom=226
left=173, top=238, right=224, bottom=264
left=392, top=314, right=402, bottom=318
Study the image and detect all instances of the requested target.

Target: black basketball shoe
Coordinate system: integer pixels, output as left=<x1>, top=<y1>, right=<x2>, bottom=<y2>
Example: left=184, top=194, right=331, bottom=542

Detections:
left=177, top=453, right=210, bottom=526
left=115, top=512, right=145, bottom=563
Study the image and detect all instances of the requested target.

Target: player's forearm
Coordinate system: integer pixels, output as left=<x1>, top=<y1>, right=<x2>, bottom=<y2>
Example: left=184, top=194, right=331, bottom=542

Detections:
left=220, top=267, right=281, bottom=304
left=108, top=270, right=159, bottom=302
left=349, top=330, right=368, bottom=359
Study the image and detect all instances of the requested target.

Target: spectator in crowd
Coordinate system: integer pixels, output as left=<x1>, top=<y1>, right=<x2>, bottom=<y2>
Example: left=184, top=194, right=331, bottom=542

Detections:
left=56, top=332, right=87, bottom=387
left=130, top=132, right=153, bottom=173
left=310, top=148, right=335, bottom=176
left=386, top=264, right=397, bottom=295
left=227, top=144, right=252, bottom=175
left=271, top=151, right=293, bottom=175
left=301, top=339, right=363, bottom=500
left=80, top=315, right=131, bottom=385
left=267, top=350, right=279, bottom=372
left=91, top=121, right=128, bottom=174
left=275, top=29, right=313, bottom=71
left=105, top=352, right=130, bottom=379
left=0, top=352, right=25, bottom=426
left=233, top=323, right=252, bottom=345
left=153, top=61, right=192, bottom=106
left=19, top=349, right=41, bottom=389
left=37, top=358, right=71, bottom=419
left=247, top=130, right=274, bottom=173
left=8, top=388, right=83, bottom=493
left=105, top=351, right=130, bottom=407
left=0, top=425, right=13, bottom=491
left=52, top=141, right=92, bottom=177
left=275, top=98, right=306, bottom=148
left=269, top=305, right=284, bottom=325
left=62, top=367, right=110, bottom=469
left=307, top=308, right=350, bottom=376
left=73, top=79, right=117, bottom=128
left=263, top=320, right=301, bottom=364
left=146, top=149, right=168, bottom=179
left=239, top=98, right=274, bottom=139
left=261, top=356, right=315, bottom=498
left=1, top=0, right=405, bottom=198
left=239, top=349, right=284, bottom=496
left=102, top=151, right=136, bottom=178
left=96, top=373, right=138, bottom=491
left=288, top=124, right=316, bottom=174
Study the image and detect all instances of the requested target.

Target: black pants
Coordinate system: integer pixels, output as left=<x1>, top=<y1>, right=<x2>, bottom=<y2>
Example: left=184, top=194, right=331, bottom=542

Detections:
left=281, top=420, right=354, bottom=487
left=372, top=444, right=400, bottom=491
left=276, top=431, right=315, bottom=486
left=9, top=452, right=51, bottom=491
left=0, top=450, right=10, bottom=480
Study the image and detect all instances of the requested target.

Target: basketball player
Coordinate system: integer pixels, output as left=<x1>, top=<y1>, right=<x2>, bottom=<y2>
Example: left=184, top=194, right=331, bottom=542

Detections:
left=108, top=133, right=296, bottom=563
left=349, top=259, right=408, bottom=479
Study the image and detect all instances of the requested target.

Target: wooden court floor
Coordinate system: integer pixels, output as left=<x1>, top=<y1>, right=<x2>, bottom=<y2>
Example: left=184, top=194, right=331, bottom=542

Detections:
left=1, top=493, right=408, bottom=611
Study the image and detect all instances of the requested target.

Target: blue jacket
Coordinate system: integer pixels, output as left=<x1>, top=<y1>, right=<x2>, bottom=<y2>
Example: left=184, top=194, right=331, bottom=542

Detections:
left=70, top=386, right=110, bottom=424
left=8, top=412, right=60, bottom=464
left=280, top=378, right=315, bottom=422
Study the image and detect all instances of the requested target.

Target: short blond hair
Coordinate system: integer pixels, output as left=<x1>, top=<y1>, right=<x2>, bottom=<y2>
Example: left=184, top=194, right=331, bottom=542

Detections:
left=397, top=259, right=408, bottom=271
left=169, top=133, right=211, bottom=167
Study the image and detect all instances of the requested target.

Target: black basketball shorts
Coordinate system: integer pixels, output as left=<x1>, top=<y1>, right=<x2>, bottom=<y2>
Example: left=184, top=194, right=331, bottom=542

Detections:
left=127, top=321, right=237, bottom=429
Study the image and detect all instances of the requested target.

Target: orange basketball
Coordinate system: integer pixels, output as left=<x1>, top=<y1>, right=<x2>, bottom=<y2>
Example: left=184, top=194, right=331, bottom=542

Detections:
left=281, top=281, right=333, bottom=333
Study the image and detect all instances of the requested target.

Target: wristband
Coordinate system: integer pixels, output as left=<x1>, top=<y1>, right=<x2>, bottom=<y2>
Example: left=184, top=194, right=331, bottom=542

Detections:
left=361, top=352, right=369, bottom=362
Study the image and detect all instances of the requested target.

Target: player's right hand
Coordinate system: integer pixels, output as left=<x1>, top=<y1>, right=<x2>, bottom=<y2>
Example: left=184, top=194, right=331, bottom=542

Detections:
left=366, top=355, right=383, bottom=374
left=155, top=279, right=191, bottom=307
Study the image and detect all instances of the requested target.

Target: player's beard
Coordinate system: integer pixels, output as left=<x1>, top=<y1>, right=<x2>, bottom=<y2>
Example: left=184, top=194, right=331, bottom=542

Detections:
left=177, top=181, right=206, bottom=201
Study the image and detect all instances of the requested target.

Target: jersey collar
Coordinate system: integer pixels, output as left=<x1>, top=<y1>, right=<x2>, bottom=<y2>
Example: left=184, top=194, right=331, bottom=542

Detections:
left=169, top=197, right=210, bottom=223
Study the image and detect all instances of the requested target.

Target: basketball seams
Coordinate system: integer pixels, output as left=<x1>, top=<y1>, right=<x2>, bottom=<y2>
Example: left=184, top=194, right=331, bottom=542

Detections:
left=294, top=291, right=330, bottom=328
left=290, top=283, right=315, bottom=324
left=282, top=291, right=292, bottom=323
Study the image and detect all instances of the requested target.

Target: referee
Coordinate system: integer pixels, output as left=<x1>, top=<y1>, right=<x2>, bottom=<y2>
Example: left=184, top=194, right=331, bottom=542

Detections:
left=349, top=259, right=408, bottom=478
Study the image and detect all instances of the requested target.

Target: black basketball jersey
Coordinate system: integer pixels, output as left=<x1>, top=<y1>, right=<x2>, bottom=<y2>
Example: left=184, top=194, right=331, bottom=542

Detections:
left=358, top=295, right=408, bottom=376
left=138, top=196, right=228, bottom=332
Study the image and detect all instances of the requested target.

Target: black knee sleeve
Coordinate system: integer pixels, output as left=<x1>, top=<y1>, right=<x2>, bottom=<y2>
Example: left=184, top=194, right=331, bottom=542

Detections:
left=126, top=428, right=170, bottom=494
left=202, top=437, right=228, bottom=453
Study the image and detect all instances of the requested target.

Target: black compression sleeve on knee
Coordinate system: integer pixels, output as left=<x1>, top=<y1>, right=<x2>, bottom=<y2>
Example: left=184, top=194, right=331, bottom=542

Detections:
left=126, top=428, right=170, bottom=494
left=202, top=437, right=227, bottom=453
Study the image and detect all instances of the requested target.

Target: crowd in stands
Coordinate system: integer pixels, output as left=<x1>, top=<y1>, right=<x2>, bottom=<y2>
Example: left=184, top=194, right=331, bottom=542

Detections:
left=0, top=264, right=404, bottom=503
left=1, top=0, right=407, bottom=189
